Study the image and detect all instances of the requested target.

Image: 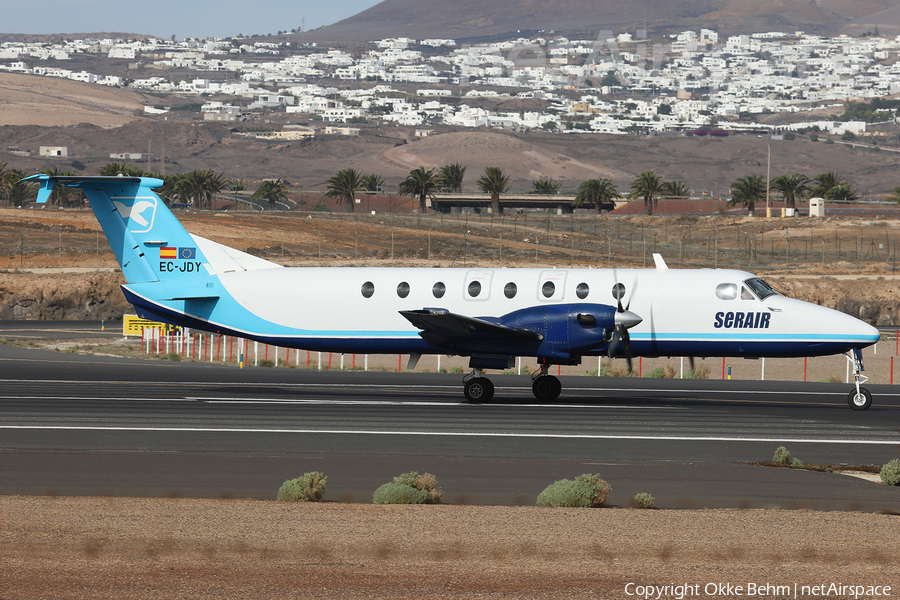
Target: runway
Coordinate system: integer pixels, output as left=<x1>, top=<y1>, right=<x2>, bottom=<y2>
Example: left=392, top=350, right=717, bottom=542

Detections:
left=1, top=341, right=899, bottom=510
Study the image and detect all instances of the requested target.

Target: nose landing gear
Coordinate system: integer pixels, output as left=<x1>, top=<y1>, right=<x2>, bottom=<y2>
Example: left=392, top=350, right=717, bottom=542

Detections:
left=845, top=350, right=872, bottom=410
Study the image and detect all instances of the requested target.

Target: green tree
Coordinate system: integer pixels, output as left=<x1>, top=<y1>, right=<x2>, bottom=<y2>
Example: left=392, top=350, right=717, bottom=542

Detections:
left=770, top=173, right=810, bottom=210
left=825, top=183, right=858, bottom=201
left=170, top=169, right=229, bottom=210
left=324, top=168, right=364, bottom=212
left=656, top=104, right=672, bottom=115
left=437, top=163, right=466, bottom=192
left=99, top=162, right=144, bottom=177
left=252, top=178, right=290, bottom=210
left=661, top=180, right=690, bottom=197
left=808, top=171, right=845, bottom=198
left=574, top=178, right=619, bottom=214
left=727, top=174, right=766, bottom=214
left=398, top=167, right=438, bottom=213
left=628, top=171, right=665, bottom=216
left=531, top=178, right=561, bottom=194
left=361, top=174, right=385, bottom=193
left=475, top=166, right=510, bottom=214
left=2, top=168, right=36, bottom=207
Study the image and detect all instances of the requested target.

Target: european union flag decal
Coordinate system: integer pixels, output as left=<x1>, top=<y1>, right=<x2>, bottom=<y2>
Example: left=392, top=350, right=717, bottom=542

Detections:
left=179, top=247, right=196, bottom=260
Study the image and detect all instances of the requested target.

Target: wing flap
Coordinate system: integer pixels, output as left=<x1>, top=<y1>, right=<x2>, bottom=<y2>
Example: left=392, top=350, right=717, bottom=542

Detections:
left=400, top=309, right=542, bottom=354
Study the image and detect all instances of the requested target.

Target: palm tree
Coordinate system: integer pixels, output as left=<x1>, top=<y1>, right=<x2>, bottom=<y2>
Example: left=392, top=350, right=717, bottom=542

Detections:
left=628, top=171, right=665, bottom=216
left=2, top=168, right=36, bottom=207
left=476, top=166, right=510, bottom=214
left=398, top=167, right=438, bottom=213
left=437, top=163, right=466, bottom=192
left=361, top=174, right=385, bottom=193
left=252, top=178, right=290, bottom=210
left=170, top=170, right=229, bottom=210
left=770, top=173, right=810, bottom=210
left=662, top=180, right=690, bottom=198
left=574, top=178, right=620, bottom=214
left=532, top=178, right=561, bottom=194
left=809, top=171, right=845, bottom=198
left=727, top=174, right=766, bottom=214
left=100, top=163, right=144, bottom=177
left=825, top=183, right=859, bottom=201
left=324, top=168, right=364, bottom=212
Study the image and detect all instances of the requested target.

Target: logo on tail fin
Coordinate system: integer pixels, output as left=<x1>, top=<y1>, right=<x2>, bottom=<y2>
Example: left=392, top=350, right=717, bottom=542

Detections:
left=113, top=198, right=157, bottom=233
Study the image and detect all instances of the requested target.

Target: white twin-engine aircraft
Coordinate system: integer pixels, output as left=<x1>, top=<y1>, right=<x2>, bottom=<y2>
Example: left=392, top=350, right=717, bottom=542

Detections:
left=27, top=175, right=880, bottom=409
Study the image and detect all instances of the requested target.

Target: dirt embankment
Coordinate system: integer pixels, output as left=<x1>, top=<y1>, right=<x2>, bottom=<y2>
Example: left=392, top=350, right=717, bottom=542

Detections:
left=0, top=272, right=129, bottom=321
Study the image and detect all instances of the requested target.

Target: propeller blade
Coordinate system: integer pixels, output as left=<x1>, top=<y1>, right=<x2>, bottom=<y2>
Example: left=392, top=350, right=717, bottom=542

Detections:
left=688, top=356, right=695, bottom=373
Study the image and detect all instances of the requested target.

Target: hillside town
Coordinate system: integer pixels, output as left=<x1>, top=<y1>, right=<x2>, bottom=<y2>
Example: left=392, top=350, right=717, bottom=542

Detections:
left=1, top=29, right=898, bottom=137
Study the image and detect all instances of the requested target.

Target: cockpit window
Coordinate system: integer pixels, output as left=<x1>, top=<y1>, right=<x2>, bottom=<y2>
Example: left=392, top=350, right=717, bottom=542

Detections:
left=743, top=277, right=779, bottom=300
left=741, top=286, right=755, bottom=300
left=715, top=283, right=738, bottom=300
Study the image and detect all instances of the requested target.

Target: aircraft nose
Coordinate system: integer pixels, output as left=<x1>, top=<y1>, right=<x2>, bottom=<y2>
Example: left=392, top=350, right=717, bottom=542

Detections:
left=615, top=309, right=642, bottom=329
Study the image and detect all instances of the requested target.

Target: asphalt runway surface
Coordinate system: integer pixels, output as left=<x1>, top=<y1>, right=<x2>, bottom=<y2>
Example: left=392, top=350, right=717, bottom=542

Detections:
left=1, top=329, right=899, bottom=511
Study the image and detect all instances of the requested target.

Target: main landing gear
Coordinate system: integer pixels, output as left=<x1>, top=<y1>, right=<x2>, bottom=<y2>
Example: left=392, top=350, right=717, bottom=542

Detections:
left=845, top=349, right=872, bottom=411
left=462, top=364, right=562, bottom=403
left=531, top=364, right=561, bottom=402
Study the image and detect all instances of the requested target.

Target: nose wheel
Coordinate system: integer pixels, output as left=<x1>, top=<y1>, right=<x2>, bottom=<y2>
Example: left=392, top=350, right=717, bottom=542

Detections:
left=845, top=350, right=873, bottom=411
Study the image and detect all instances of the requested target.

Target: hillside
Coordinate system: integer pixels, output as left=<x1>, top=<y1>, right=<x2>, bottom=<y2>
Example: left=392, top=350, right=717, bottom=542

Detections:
left=306, top=0, right=900, bottom=42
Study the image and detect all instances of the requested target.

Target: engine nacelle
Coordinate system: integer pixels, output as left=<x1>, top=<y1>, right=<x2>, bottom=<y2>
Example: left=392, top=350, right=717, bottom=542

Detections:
left=497, top=303, right=617, bottom=360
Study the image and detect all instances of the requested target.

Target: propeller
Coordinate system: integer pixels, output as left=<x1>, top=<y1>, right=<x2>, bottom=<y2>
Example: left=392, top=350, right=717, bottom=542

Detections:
left=608, top=276, right=642, bottom=374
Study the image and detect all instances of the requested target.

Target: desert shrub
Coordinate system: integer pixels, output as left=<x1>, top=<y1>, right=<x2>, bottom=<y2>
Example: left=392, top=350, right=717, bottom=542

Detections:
left=880, top=459, right=900, bottom=486
left=449, top=366, right=464, bottom=374
left=373, top=471, right=443, bottom=504
left=163, top=352, right=182, bottom=361
left=791, top=458, right=804, bottom=468
left=682, top=365, right=710, bottom=379
left=634, top=493, right=655, bottom=509
left=601, top=363, right=634, bottom=377
left=277, top=471, right=327, bottom=502
left=773, top=446, right=792, bottom=465
left=258, top=359, right=275, bottom=367
left=643, top=367, right=676, bottom=378
left=536, top=473, right=611, bottom=508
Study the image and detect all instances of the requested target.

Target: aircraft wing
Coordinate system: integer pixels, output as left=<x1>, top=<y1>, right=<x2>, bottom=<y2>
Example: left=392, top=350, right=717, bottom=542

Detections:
left=399, top=308, right=542, bottom=355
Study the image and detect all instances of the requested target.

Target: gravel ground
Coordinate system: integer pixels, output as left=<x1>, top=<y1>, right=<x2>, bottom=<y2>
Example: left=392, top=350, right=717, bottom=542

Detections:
left=2, top=496, right=898, bottom=599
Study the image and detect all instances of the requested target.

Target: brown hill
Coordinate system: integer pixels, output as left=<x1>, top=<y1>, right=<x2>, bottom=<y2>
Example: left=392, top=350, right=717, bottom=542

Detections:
left=306, top=0, right=900, bottom=41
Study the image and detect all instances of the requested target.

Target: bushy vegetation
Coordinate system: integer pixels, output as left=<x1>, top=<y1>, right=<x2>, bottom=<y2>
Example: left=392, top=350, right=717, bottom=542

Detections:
left=643, top=365, right=677, bottom=378
left=880, top=459, right=900, bottom=486
left=634, top=493, right=655, bottom=509
left=773, top=446, right=792, bottom=465
left=536, top=473, right=611, bottom=508
left=373, top=472, right=443, bottom=504
left=277, top=471, right=327, bottom=502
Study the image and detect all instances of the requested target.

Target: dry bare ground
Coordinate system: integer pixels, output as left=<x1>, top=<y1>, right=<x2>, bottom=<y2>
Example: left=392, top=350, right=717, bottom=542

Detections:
left=2, top=496, right=899, bottom=599
left=0, top=72, right=153, bottom=128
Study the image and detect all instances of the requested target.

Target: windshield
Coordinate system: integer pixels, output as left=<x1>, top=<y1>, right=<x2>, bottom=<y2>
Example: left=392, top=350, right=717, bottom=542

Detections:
left=743, top=277, right=780, bottom=300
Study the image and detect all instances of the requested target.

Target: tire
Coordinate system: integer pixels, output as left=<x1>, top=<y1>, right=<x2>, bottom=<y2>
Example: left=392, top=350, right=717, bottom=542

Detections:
left=532, top=375, right=561, bottom=401
left=464, top=378, right=494, bottom=403
left=848, top=387, right=872, bottom=411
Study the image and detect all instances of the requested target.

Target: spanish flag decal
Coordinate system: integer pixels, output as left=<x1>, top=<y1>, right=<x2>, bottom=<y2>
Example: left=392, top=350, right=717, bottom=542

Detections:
left=160, top=247, right=177, bottom=259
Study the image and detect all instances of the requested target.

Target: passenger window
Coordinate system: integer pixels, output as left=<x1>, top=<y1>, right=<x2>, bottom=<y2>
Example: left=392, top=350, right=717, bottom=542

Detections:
left=468, top=281, right=481, bottom=297
left=361, top=281, right=375, bottom=298
left=504, top=282, right=517, bottom=299
left=397, top=282, right=410, bottom=298
left=612, top=283, right=626, bottom=300
left=432, top=282, right=446, bottom=298
left=715, top=283, right=738, bottom=300
left=542, top=281, right=555, bottom=298
left=741, top=286, right=755, bottom=300
left=576, top=282, right=589, bottom=299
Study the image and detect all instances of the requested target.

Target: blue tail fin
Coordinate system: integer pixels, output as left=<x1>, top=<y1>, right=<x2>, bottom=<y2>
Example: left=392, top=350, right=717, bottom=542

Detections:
left=27, top=175, right=209, bottom=284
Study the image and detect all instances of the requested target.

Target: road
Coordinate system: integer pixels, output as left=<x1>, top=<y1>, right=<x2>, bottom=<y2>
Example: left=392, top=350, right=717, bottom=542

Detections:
left=0, top=339, right=898, bottom=510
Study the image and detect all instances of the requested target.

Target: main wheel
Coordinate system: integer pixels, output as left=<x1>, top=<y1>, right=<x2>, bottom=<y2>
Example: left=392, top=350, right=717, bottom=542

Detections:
left=532, top=375, right=562, bottom=402
left=848, top=387, right=872, bottom=411
left=464, top=378, right=494, bottom=403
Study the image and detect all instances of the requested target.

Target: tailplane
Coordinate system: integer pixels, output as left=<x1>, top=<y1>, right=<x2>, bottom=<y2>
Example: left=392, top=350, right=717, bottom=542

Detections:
left=25, top=175, right=281, bottom=284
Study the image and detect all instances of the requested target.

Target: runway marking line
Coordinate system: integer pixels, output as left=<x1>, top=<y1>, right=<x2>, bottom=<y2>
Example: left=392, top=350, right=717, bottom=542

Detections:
left=0, top=424, right=897, bottom=445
